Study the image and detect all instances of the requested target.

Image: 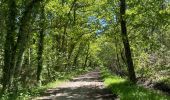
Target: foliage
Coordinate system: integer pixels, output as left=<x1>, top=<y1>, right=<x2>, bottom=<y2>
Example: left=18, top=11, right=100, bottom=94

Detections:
left=102, top=68, right=170, bottom=100
left=0, top=0, right=170, bottom=99
left=0, top=68, right=91, bottom=100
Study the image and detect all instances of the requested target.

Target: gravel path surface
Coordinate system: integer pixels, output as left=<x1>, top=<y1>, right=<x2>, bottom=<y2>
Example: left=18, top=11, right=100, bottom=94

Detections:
left=33, top=70, right=117, bottom=100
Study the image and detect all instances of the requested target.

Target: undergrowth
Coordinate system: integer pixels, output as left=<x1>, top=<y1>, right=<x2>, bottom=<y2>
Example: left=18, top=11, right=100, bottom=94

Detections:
left=0, top=68, right=92, bottom=100
left=101, top=67, right=170, bottom=100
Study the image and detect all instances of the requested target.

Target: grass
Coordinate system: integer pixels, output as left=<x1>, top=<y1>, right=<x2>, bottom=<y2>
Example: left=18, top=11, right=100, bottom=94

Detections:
left=0, top=80, right=65, bottom=100
left=24, top=80, right=65, bottom=99
left=0, top=68, right=92, bottom=100
left=101, top=68, right=170, bottom=100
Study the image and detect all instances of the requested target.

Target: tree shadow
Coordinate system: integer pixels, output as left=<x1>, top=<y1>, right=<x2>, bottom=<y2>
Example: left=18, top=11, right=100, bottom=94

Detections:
left=38, top=85, right=117, bottom=100
left=35, top=71, right=117, bottom=100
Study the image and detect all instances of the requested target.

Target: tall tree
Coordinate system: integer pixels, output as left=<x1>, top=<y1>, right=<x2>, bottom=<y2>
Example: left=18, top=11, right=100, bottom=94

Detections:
left=37, top=3, right=45, bottom=86
left=1, top=0, right=17, bottom=93
left=120, top=0, right=136, bottom=83
left=1, top=0, right=43, bottom=93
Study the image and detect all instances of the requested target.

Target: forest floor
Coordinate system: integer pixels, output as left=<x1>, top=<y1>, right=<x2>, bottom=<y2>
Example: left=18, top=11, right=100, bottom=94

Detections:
left=33, top=70, right=117, bottom=100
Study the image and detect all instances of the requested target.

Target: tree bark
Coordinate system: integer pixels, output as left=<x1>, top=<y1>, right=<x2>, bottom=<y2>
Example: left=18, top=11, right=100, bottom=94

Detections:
left=37, top=4, right=45, bottom=85
left=14, top=0, right=43, bottom=75
left=1, top=0, right=43, bottom=94
left=120, top=0, right=136, bottom=83
left=11, top=0, right=43, bottom=91
left=1, top=0, right=17, bottom=93
left=83, top=43, right=90, bottom=69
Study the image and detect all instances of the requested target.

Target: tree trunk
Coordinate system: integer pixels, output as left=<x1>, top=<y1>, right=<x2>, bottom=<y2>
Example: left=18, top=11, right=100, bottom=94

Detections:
left=83, top=43, right=90, bottom=69
left=120, top=0, right=136, bottom=83
left=12, top=0, right=43, bottom=91
left=61, top=0, right=77, bottom=53
left=1, top=0, right=17, bottom=94
left=73, top=43, right=83, bottom=67
left=37, top=4, right=45, bottom=85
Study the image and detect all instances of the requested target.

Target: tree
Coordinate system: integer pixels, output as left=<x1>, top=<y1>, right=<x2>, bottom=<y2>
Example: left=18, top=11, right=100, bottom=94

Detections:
left=1, top=0, right=17, bottom=93
left=120, top=0, right=136, bottom=83
left=37, top=3, right=45, bottom=86
left=1, top=0, right=43, bottom=93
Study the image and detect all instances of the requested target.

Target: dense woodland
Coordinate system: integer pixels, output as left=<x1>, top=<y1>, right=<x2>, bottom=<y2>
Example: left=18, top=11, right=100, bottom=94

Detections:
left=0, top=0, right=170, bottom=99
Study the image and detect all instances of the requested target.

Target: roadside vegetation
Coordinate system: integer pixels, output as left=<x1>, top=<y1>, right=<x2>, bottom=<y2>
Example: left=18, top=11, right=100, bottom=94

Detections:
left=102, top=68, right=170, bottom=100
left=0, top=0, right=169, bottom=99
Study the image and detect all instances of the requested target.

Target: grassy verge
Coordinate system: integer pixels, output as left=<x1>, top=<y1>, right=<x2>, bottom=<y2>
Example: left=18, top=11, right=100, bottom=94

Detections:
left=101, top=68, right=170, bottom=100
left=0, top=80, right=65, bottom=100
left=0, top=68, right=92, bottom=100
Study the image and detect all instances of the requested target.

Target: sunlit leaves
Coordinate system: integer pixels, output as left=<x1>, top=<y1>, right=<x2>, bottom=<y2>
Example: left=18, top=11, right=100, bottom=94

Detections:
left=45, top=0, right=69, bottom=17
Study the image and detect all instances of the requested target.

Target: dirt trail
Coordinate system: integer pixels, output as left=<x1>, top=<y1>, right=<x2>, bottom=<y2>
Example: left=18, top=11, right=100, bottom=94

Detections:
left=33, top=70, right=117, bottom=100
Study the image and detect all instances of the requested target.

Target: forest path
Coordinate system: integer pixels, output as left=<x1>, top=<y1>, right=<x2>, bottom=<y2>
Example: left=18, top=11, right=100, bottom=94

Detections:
left=33, top=70, right=117, bottom=100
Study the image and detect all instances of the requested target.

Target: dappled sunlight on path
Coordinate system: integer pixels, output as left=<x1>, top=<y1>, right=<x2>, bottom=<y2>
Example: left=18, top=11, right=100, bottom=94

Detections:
left=33, top=71, right=117, bottom=100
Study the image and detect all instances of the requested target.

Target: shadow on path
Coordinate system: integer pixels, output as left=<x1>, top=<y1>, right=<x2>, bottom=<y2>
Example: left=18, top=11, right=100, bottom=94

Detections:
left=33, top=71, right=117, bottom=100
